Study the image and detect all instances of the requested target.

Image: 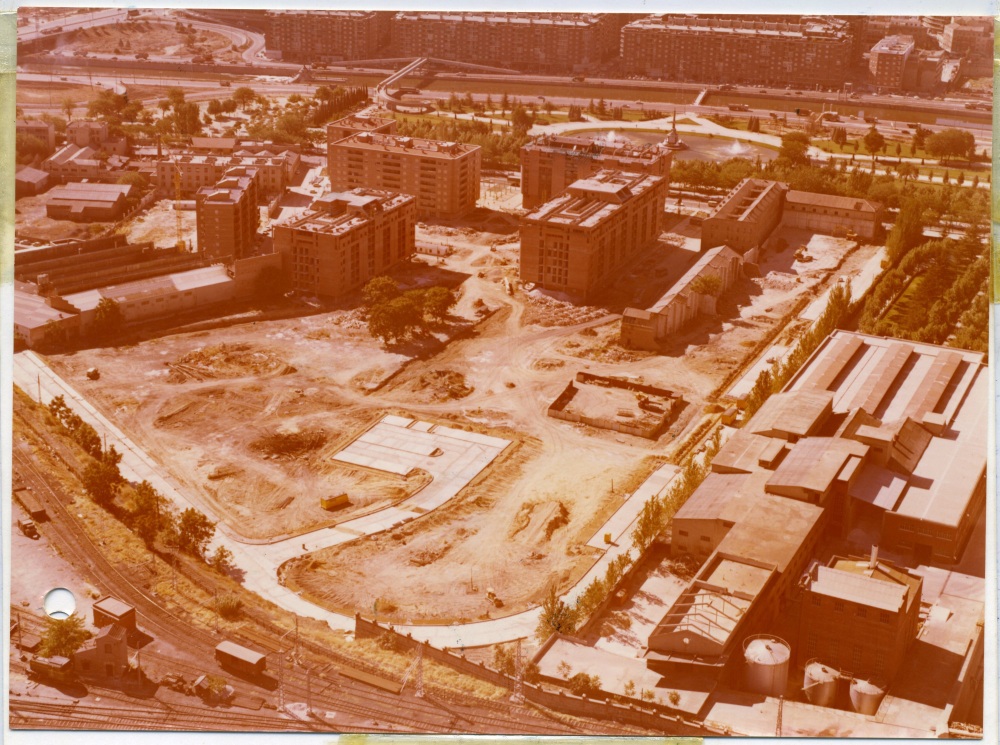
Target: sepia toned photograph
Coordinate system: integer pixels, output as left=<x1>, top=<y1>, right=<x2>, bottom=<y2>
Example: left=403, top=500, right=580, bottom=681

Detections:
left=8, top=5, right=992, bottom=739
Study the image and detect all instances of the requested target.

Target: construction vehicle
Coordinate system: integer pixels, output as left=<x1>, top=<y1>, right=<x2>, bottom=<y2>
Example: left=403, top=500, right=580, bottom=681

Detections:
left=17, top=518, right=39, bottom=539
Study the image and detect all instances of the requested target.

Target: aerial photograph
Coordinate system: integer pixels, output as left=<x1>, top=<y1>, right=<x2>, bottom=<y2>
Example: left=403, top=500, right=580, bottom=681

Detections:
left=9, top=7, right=991, bottom=738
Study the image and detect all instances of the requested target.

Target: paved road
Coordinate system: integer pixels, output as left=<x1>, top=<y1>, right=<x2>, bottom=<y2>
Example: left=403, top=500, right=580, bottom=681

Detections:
left=17, top=8, right=127, bottom=42
left=12, top=350, right=680, bottom=647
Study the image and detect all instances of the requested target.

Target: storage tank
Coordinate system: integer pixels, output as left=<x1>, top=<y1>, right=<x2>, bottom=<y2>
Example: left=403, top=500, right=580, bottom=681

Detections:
left=742, top=634, right=790, bottom=697
left=802, top=659, right=839, bottom=708
left=850, top=677, right=887, bottom=715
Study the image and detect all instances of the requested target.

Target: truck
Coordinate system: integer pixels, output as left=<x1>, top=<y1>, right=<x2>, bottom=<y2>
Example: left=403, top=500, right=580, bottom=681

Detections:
left=17, top=518, right=39, bottom=539
left=727, top=103, right=750, bottom=112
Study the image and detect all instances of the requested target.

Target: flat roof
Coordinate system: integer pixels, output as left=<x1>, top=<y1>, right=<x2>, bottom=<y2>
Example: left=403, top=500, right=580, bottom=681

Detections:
left=394, top=11, right=602, bottom=26
left=524, top=170, right=662, bottom=229
left=715, top=494, right=824, bottom=574
left=525, top=135, right=671, bottom=164
left=94, top=596, right=134, bottom=618
left=63, top=264, right=233, bottom=311
left=702, top=556, right=773, bottom=596
left=333, top=133, right=480, bottom=159
left=648, top=245, right=741, bottom=314
left=277, top=189, right=413, bottom=236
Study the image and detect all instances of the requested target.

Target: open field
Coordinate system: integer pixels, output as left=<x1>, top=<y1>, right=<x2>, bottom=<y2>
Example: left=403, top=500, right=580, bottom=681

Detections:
left=43, top=200, right=875, bottom=623
left=62, top=19, right=242, bottom=63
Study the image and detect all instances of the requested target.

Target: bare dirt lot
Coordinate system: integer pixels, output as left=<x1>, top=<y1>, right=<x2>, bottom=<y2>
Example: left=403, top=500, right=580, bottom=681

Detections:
left=61, top=20, right=242, bottom=63
left=15, top=192, right=112, bottom=242
left=46, top=214, right=874, bottom=621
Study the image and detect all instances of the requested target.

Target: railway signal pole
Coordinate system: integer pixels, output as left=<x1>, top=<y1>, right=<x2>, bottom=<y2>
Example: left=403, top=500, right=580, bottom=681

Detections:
left=414, top=644, right=424, bottom=699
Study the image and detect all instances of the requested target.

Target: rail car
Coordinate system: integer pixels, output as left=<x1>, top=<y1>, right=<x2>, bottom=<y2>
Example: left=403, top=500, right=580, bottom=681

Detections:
left=214, top=641, right=267, bottom=677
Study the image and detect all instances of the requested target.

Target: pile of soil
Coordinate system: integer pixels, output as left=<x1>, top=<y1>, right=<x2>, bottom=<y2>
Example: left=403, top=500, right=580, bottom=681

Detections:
left=413, top=370, right=474, bottom=401
left=249, top=429, right=327, bottom=458
left=176, top=343, right=294, bottom=378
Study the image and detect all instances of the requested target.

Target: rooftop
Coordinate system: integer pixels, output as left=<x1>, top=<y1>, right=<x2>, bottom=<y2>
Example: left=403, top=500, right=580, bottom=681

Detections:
left=333, top=133, right=480, bottom=159
left=626, top=15, right=849, bottom=39
left=394, top=11, right=603, bottom=27
left=94, top=596, right=135, bottom=618
left=328, top=115, right=396, bottom=132
left=708, top=178, right=786, bottom=223
left=524, top=170, right=662, bottom=229
left=872, top=34, right=916, bottom=54
left=525, top=134, right=671, bottom=164
left=765, top=436, right=868, bottom=499
left=276, top=189, right=413, bottom=236
left=648, top=245, right=741, bottom=314
left=714, top=494, right=824, bottom=574
left=746, top=389, right=834, bottom=440
left=785, top=190, right=880, bottom=213
left=63, top=264, right=233, bottom=311
left=47, top=182, right=132, bottom=211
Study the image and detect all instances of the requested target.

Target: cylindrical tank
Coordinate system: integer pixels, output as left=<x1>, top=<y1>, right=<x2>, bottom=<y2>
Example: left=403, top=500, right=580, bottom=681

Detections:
left=803, top=659, right=839, bottom=708
left=742, top=634, right=790, bottom=697
left=850, top=677, right=887, bottom=715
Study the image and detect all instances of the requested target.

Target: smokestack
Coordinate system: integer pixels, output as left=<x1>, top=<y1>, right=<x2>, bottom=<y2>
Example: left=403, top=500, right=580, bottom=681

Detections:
left=869, top=545, right=879, bottom=569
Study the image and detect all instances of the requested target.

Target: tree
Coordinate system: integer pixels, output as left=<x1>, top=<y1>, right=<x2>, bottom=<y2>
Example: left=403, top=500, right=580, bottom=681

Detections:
left=422, top=286, right=456, bottom=320
left=176, top=508, right=215, bottom=558
left=863, top=126, right=885, bottom=159
left=207, top=98, right=223, bottom=116
left=886, top=197, right=926, bottom=264
left=211, top=545, right=236, bottom=575
left=39, top=614, right=92, bottom=658
left=567, top=672, right=602, bottom=697
left=91, top=297, right=124, bottom=342
left=174, top=101, right=203, bottom=136
left=116, top=171, right=149, bottom=191
left=61, top=97, right=76, bottom=121
left=82, top=459, right=122, bottom=507
left=15, top=133, right=49, bottom=165
left=157, top=99, right=171, bottom=119
left=536, top=585, right=579, bottom=642
left=166, top=86, right=186, bottom=110
left=232, top=86, right=257, bottom=111
left=690, top=273, right=723, bottom=296
left=362, top=276, right=400, bottom=307
left=925, top=128, right=976, bottom=164
left=368, top=294, right=423, bottom=344
left=778, top=131, right=810, bottom=165
left=128, top=480, right=173, bottom=546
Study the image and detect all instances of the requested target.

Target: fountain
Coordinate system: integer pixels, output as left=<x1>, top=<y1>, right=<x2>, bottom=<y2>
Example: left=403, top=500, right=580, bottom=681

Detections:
left=726, top=139, right=751, bottom=156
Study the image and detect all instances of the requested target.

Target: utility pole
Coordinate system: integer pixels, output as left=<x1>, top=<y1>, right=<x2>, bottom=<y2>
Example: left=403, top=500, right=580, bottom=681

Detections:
left=510, top=637, right=524, bottom=705
left=776, top=695, right=784, bottom=737
left=36, top=374, right=41, bottom=403
left=277, top=648, right=284, bottom=711
left=414, top=644, right=424, bottom=698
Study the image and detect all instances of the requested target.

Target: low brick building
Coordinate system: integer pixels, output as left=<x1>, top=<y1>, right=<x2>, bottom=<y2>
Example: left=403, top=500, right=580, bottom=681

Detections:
left=45, top=182, right=133, bottom=222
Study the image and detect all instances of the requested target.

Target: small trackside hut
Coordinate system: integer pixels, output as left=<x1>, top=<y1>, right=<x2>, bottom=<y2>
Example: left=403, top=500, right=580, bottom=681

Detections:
left=214, top=640, right=267, bottom=677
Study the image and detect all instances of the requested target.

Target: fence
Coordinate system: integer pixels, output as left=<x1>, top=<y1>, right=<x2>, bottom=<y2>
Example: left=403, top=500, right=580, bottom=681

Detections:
left=354, top=614, right=719, bottom=736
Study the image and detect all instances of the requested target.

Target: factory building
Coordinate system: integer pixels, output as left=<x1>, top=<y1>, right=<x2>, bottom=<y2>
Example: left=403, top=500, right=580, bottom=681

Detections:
left=328, top=133, right=480, bottom=219
left=700, top=179, right=787, bottom=259
left=45, top=182, right=133, bottom=222
left=799, top=553, right=922, bottom=681
left=273, top=188, right=416, bottom=299
left=519, top=170, right=666, bottom=299
left=520, top=134, right=673, bottom=209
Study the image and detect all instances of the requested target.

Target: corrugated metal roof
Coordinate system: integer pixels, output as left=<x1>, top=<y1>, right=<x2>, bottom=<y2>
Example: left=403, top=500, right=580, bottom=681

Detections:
left=811, top=565, right=906, bottom=612
left=766, top=436, right=868, bottom=497
left=747, top=389, right=834, bottom=439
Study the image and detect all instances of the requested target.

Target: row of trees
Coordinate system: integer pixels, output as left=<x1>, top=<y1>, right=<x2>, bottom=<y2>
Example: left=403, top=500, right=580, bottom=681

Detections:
left=47, top=395, right=218, bottom=561
left=363, top=276, right=457, bottom=345
left=393, top=109, right=535, bottom=167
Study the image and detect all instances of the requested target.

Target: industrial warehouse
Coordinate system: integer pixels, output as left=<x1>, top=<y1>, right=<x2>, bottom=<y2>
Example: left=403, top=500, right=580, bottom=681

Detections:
left=10, top=6, right=990, bottom=739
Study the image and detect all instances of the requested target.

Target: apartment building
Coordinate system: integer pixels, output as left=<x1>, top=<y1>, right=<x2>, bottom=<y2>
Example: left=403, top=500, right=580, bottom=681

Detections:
left=16, top=119, right=55, bottom=153
left=941, top=17, right=994, bottom=77
left=391, top=12, right=618, bottom=73
left=520, top=134, right=673, bottom=209
left=327, top=115, right=398, bottom=147
left=868, top=35, right=915, bottom=89
left=272, top=188, right=416, bottom=299
left=195, top=167, right=260, bottom=260
left=66, top=119, right=129, bottom=156
left=621, top=15, right=852, bottom=88
left=519, top=170, right=666, bottom=299
left=156, top=150, right=298, bottom=198
left=328, top=133, right=480, bottom=219
left=265, top=10, right=391, bottom=62
left=42, top=144, right=127, bottom=183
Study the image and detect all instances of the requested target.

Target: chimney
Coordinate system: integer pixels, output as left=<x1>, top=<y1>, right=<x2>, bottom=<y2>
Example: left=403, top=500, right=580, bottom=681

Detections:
left=869, top=545, right=879, bottom=569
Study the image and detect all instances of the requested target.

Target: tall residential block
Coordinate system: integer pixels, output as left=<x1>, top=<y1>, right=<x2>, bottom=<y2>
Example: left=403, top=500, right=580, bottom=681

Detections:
left=519, top=170, right=666, bottom=299
left=621, top=15, right=851, bottom=88
left=328, top=133, right=481, bottom=219
left=868, top=35, right=915, bottom=89
left=272, top=188, right=416, bottom=299
left=390, top=12, right=618, bottom=73
left=265, top=10, right=391, bottom=62
left=195, top=167, right=260, bottom=259
left=520, top=135, right=673, bottom=209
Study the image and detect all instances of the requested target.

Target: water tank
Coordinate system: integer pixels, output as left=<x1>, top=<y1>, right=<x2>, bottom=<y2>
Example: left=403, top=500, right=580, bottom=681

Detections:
left=803, top=659, right=839, bottom=708
left=850, top=677, right=887, bottom=715
left=743, top=634, right=790, bottom=697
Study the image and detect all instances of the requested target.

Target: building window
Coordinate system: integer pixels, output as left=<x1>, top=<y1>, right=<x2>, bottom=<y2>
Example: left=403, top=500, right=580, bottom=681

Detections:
left=856, top=607, right=867, bottom=619
left=811, top=594, right=822, bottom=606
left=678, top=530, right=689, bottom=537
left=879, top=610, right=892, bottom=624
left=834, top=600, right=845, bottom=613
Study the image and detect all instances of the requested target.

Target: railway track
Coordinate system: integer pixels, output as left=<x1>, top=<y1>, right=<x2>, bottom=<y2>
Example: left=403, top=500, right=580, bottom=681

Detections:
left=11, top=437, right=644, bottom=735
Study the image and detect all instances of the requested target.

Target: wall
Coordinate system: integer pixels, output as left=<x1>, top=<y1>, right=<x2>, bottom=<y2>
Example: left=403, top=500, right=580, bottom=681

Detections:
left=21, top=53, right=296, bottom=78
left=353, top=613, right=719, bottom=736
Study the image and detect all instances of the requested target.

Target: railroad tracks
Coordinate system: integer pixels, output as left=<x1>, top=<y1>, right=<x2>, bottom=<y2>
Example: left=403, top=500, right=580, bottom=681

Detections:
left=11, top=438, right=642, bottom=736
